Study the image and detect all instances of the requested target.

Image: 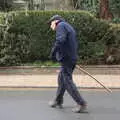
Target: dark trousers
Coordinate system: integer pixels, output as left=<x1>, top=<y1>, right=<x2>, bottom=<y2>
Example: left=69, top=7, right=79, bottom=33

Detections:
left=55, top=61, right=86, bottom=105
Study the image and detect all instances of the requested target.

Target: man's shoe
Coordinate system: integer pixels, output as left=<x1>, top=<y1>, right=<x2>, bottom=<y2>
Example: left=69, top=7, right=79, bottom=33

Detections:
left=49, top=101, right=63, bottom=108
left=72, top=104, right=88, bottom=113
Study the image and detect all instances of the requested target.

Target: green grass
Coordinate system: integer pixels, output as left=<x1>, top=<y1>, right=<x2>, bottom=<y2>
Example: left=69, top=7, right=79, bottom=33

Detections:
left=22, top=61, right=60, bottom=67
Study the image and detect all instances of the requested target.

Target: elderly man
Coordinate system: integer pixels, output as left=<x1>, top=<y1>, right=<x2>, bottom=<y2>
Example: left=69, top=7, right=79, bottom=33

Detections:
left=48, top=15, right=87, bottom=113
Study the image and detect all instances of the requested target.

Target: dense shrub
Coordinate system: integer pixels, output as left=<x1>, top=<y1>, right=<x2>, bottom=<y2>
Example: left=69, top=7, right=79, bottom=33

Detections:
left=104, top=24, right=120, bottom=64
left=0, top=11, right=120, bottom=66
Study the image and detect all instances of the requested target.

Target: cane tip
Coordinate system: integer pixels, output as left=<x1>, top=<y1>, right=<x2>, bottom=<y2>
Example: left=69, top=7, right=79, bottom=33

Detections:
left=108, top=89, right=112, bottom=94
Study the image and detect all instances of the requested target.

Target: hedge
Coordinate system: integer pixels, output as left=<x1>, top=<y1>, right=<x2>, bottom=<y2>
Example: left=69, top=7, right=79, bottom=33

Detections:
left=0, top=11, right=120, bottom=66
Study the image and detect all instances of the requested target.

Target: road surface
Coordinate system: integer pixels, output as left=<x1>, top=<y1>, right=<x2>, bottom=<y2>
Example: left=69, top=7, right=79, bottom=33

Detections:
left=0, top=89, right=119, bottom=120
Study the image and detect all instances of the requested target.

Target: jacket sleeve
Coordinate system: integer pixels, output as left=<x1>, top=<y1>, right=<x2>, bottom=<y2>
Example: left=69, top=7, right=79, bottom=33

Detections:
left=51, top=24, right=67, bottom=57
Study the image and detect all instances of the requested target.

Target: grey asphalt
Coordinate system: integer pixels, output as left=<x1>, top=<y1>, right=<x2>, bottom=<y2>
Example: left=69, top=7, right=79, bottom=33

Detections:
left=0, top=89, right=120, bottom=120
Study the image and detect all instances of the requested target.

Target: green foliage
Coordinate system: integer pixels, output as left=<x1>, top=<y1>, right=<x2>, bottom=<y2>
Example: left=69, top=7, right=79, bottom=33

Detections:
left=109, top=0, right=120, bottom=17
left=0, top=0, right=13, bottom=11
left=110, top=24, right=120, bottom=46
left=79, top=0, right=99, bottom=15
left=112, top=18, right=120, bottom=24
left=0, top=31, right=30, bottom=66
left=0, top=11, right=120, bottom=66
left=76, top=0, right=120, bottom=19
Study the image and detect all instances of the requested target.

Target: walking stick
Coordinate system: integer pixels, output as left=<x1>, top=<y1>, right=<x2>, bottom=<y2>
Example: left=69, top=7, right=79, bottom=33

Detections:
left=76, top=65, right=112, bottom=93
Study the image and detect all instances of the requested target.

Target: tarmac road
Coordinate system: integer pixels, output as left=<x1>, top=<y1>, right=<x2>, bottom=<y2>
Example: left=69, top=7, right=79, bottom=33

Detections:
left=0, top=89, right=120, bottom=120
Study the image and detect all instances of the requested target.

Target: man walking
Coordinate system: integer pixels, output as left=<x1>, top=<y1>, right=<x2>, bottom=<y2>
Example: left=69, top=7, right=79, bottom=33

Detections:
left=48, top=15, right=87, bottom=113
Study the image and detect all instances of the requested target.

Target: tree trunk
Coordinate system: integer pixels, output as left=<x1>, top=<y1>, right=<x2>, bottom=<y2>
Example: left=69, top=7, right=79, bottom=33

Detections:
left=99, top=0, right=113, bottom=20
left=72, top=0, right=80, bottom=9
left=28, top=0, right=34, bottom=10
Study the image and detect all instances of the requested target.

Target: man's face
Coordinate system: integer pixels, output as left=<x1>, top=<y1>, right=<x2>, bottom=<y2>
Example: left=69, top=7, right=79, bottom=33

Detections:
left=50, top=20, right=57, bottom=31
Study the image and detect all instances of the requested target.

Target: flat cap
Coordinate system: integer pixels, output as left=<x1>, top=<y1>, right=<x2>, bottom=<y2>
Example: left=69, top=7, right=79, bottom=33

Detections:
left=47, top=15, right=64, bottom=24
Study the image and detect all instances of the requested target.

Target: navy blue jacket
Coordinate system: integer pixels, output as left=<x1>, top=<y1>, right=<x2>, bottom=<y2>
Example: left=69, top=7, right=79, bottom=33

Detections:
left=51, top=21, right=78, bottom=63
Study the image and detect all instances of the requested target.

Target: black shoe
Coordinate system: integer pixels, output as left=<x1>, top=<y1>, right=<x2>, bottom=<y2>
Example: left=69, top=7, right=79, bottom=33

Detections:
left=72, top=104, right=88, bottom=113
left=49, top=101, right=63, bottom=109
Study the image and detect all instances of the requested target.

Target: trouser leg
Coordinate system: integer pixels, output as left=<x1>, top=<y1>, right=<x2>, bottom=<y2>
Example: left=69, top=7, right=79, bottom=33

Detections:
left=55, top=67, right=66, bottom=104
left=62, top=62, right=86, bottom=105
